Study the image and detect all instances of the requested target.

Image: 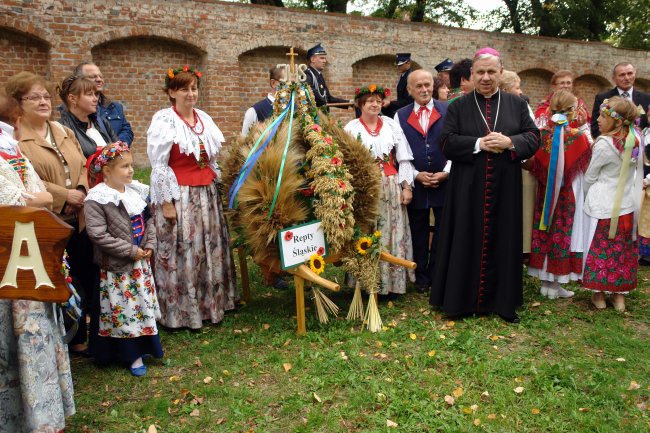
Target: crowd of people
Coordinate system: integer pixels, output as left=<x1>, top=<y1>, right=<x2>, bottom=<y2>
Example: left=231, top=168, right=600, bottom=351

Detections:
left=0, top=44, right=649, bottom=431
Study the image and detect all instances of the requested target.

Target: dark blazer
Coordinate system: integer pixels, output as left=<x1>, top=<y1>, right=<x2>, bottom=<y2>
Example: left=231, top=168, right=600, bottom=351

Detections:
left=304, top=66, right=348, bottom=108
left=591, top=87, right=650, bottom=138
left=396, top=99, right=449, bottom=209
left=383, top=68, right=414, bottom=118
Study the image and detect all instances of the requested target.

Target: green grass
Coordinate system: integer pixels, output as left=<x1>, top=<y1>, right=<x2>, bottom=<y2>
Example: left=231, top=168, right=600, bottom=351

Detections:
left=71, top=167, right=648, bottom=431
left=66, top=253, right=650, bottom=433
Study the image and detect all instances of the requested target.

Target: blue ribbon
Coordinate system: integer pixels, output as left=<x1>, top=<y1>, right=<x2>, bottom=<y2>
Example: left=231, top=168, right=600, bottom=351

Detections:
left=267, top=91, right=296, bottom=218
left=228, top=101, right=292, bottom=209
left=539, top=114, right=567, bottom=230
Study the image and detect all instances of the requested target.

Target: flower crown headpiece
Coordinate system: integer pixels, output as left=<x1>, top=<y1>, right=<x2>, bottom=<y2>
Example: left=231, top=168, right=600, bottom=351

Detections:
left=91, top=141, right=130, bottom=173
left=165, top=65, right=203, bottom=88
left=354, top=84, right=390, bottom=100
left=600, top=99, right=631, bottom=126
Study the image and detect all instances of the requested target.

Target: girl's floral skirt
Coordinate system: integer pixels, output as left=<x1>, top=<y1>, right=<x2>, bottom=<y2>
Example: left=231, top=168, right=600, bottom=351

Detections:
left=582, top=213, right=637, bottom=294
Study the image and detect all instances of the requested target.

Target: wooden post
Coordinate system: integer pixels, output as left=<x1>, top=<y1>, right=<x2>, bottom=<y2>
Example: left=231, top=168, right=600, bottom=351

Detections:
left=237, top=247, right=251, bottom=301
left=294, top=274, right=306, bottom=336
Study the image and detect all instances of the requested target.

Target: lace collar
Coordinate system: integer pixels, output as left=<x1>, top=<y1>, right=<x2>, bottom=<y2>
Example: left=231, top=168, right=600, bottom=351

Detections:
left=86, top=181, right=149, bottom=216
left=159, top=107, right=225, bottom=161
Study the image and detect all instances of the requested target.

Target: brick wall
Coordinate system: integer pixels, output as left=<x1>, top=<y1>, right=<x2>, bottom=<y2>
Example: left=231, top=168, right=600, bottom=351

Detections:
left=1, top=1, right=649, bottom=166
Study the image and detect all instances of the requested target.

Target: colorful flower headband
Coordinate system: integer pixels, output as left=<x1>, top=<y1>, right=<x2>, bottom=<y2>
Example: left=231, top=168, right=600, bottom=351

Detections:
left=91, top=141, right=130, bottom=173
left=600, top=99, right=631, bottom=125
left=354, top=84, right=390, bottom=100
left=165, top=65, right=203, bottom=88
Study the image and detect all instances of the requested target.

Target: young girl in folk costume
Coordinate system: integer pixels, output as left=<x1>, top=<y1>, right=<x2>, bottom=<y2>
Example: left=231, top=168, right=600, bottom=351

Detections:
left=344, top=84, right=415, bottom=295
left=84, top=142, right=163, bottom=376
left=528, top=90, right=591, bottom=299
left=583, top=97, right=643, bottom=312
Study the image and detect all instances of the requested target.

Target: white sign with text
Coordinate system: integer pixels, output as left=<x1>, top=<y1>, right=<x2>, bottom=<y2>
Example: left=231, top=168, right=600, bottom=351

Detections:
left=278, top=221, right=328, bottom=270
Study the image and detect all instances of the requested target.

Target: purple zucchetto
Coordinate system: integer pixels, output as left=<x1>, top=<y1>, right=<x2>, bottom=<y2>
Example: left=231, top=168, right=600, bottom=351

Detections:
left=474, top=47, right=501, bottom=59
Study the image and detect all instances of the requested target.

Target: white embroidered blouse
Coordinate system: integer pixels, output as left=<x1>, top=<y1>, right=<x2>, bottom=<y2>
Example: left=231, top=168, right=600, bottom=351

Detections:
left=146, top=107, right=225, bottom=204
left=344, top=116, right=416, bottom=186
left=0, top=122, right=46, bottom=206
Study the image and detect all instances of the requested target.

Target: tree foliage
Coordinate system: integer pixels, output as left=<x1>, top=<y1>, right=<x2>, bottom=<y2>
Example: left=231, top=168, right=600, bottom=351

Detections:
left=483, top=0, right=649, bottom=49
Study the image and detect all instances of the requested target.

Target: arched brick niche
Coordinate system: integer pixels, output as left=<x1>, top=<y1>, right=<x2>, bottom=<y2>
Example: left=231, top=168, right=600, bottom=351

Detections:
left=237, top=45, right=307, bottom=130
left=91, top=37, right=204, bottom=166
left=518, top=68, right=553, bottom=109
left=573, top=74, right=611, bottom=109
left=0, top=27, right=50, bottom=90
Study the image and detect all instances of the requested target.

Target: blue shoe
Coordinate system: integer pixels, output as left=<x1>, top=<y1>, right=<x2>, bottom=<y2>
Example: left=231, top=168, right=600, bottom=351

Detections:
left=130, top=364, right=147, bottom=377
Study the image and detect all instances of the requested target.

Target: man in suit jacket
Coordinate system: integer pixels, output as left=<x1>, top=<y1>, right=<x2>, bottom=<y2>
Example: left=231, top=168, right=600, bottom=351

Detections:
left=393, top=69, right=449, bottom=293
left=383, top=53, right=415, bottom=118
left=591, top=62, right=650, bottom=138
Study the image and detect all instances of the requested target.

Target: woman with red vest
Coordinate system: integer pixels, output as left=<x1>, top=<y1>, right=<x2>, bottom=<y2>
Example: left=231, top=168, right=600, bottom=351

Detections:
left=147, top=66, right=237, bottom=329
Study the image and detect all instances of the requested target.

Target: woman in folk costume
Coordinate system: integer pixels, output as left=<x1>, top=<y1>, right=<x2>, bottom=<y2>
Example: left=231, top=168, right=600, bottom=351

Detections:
left=583, top=97, right=643, bottom=312
left=147, top=66, right=237, bottom=329
left=0, top=95, right=75, bottom=433
left=344, top=84, right=415, bottom=295
left=528, top=90, right=591, bottom=299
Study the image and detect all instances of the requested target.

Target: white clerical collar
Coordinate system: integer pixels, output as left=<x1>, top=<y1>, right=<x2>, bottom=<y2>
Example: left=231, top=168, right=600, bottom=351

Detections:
left=267, top=93, right=276, bottom=102
left=617, top=87, right=633, bottom=97
left=475, top=89, right=500, bottom=99
left=413, top=99, right=434, bottom=112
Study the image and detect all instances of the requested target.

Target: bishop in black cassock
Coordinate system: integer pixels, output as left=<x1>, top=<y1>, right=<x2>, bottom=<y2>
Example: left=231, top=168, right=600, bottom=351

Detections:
left=429, top=48, right=539, bottom=323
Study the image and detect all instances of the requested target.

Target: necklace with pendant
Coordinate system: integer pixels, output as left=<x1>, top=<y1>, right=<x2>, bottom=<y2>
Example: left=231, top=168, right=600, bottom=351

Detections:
left=473, top=90, right=501, bottom=133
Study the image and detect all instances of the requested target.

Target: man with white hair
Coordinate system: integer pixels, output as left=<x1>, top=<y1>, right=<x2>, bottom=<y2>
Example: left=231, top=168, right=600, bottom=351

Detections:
left=429, top=47, right=539, bottom=323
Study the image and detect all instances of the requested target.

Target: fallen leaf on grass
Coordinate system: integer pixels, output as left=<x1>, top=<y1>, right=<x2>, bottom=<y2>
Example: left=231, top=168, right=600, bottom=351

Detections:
left=222, top=370, right=230, bottom=376
left=216, top=418, right=225, bottom=424
left=387, top=301, right=394, bottom=308
left=514, top=387, right=525, bottom=394
left=487, top=413, right=497, bottom=420
left=444, top=395, right=455, bottom=405
left=473, top=418, right=481, bottom=426
left=169, top=375, right=180, bottom=382
left=531, top=301, right=541, bottom=307
left=313, top=392, right=322, bottom=403
left=386, top=419, right=398, bottom=427
left=409, top=333, right=417, bottom=340
left=283, top=363, right=292, bottom=372
left=616, top=357, right=626, bottom=362
left=532, top=408, right=540, bottom=414
left=628, top=381, right=641, bottom=390
left=470, top=404, right=479, bottom=412
left=283, top=339, right=292, bottom=347
left=263, top=323, right=270, bottom=330
left=194, top=359, right=203, bottom=368
left=189, top=409, right=200, bottom=417
left=203, top=376, right=212, bottom=384
left=376, top=392, right=387, bottom=402
left=340, top=351, right=349, bottom=361
left=544, top=310, right=552, bottom=315
left=180, top=389, right=191, bottom=397
left=428, top=350, right=436, bottom=357
left=147, top=425, right=158, bottom=433
left=452, top=387, right=464, bottom=398
left=100, top=401, right=111, bottom=407
left=578, top=407, right=589, bottom=412
left=462, top=407, right=472, bottom=414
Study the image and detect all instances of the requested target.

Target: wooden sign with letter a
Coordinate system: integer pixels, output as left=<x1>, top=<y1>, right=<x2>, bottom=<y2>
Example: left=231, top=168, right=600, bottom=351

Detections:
left=0, top=205, right=73, bottom=302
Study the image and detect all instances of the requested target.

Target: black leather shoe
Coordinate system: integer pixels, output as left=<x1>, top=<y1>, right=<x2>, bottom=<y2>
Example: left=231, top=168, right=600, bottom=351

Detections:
left=639, top=257, right=650, bottom=266
left=498, top=313, right=520, bottom=324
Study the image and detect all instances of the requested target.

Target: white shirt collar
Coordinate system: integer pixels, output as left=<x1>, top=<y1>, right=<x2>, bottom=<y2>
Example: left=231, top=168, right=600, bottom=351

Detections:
left=617, top=87, right=634, bottom=97
left=413, top=99, right=434, bottom=112
left=267, top=93, right=276, bottom=102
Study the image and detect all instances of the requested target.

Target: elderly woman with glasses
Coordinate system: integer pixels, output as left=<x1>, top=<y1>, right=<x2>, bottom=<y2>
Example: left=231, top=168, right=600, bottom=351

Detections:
left=5, top=72, right=92, bottom=355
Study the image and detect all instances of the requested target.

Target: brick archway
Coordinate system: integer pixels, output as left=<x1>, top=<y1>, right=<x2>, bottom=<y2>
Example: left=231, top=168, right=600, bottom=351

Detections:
left=90, top=36, right=205, bottom=166
left=0, top=26, right=50, bottom=89
left=518, top=68, right=554, bottom=108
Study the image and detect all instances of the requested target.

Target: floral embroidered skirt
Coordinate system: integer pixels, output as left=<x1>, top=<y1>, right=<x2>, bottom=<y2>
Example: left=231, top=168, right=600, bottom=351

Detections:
left=582, top=213, right=637, bottom=293
left=94, top=259, right=163, bottom=365
left=528, top=178, right=584, bottom=283
left=0, top=300, right=75, bottom=432
left=376, top=172, right=414, bottom=294
left=153, top=182, right=238, bottom=329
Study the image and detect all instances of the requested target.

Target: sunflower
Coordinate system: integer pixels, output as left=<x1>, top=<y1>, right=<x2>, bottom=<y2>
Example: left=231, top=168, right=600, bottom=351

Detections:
left=356, top=236, right=373, bottom=255
left=309, top=253, right=325, bottom=275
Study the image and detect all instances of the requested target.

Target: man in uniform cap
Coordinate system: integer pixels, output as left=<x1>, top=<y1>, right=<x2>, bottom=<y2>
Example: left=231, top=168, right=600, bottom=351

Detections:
left=304, top=43, right=350, bottom=110
left=434, top=58, right=453, bottom=88
left=383, top=53, right=415, bottom=118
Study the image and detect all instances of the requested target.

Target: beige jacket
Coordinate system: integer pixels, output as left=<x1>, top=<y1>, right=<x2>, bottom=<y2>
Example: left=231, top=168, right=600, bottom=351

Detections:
left=19, top=121, right=88, bottom=213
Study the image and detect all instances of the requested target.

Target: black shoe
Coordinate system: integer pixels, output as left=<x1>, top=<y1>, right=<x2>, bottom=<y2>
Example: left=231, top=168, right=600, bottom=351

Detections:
left=272, top=277, right=289, bottom=290
left=498, top=313, right=520, bottom=324
left=639, top=257, right=650, bottom=266
left=415, top=286, right=429, bottom=294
